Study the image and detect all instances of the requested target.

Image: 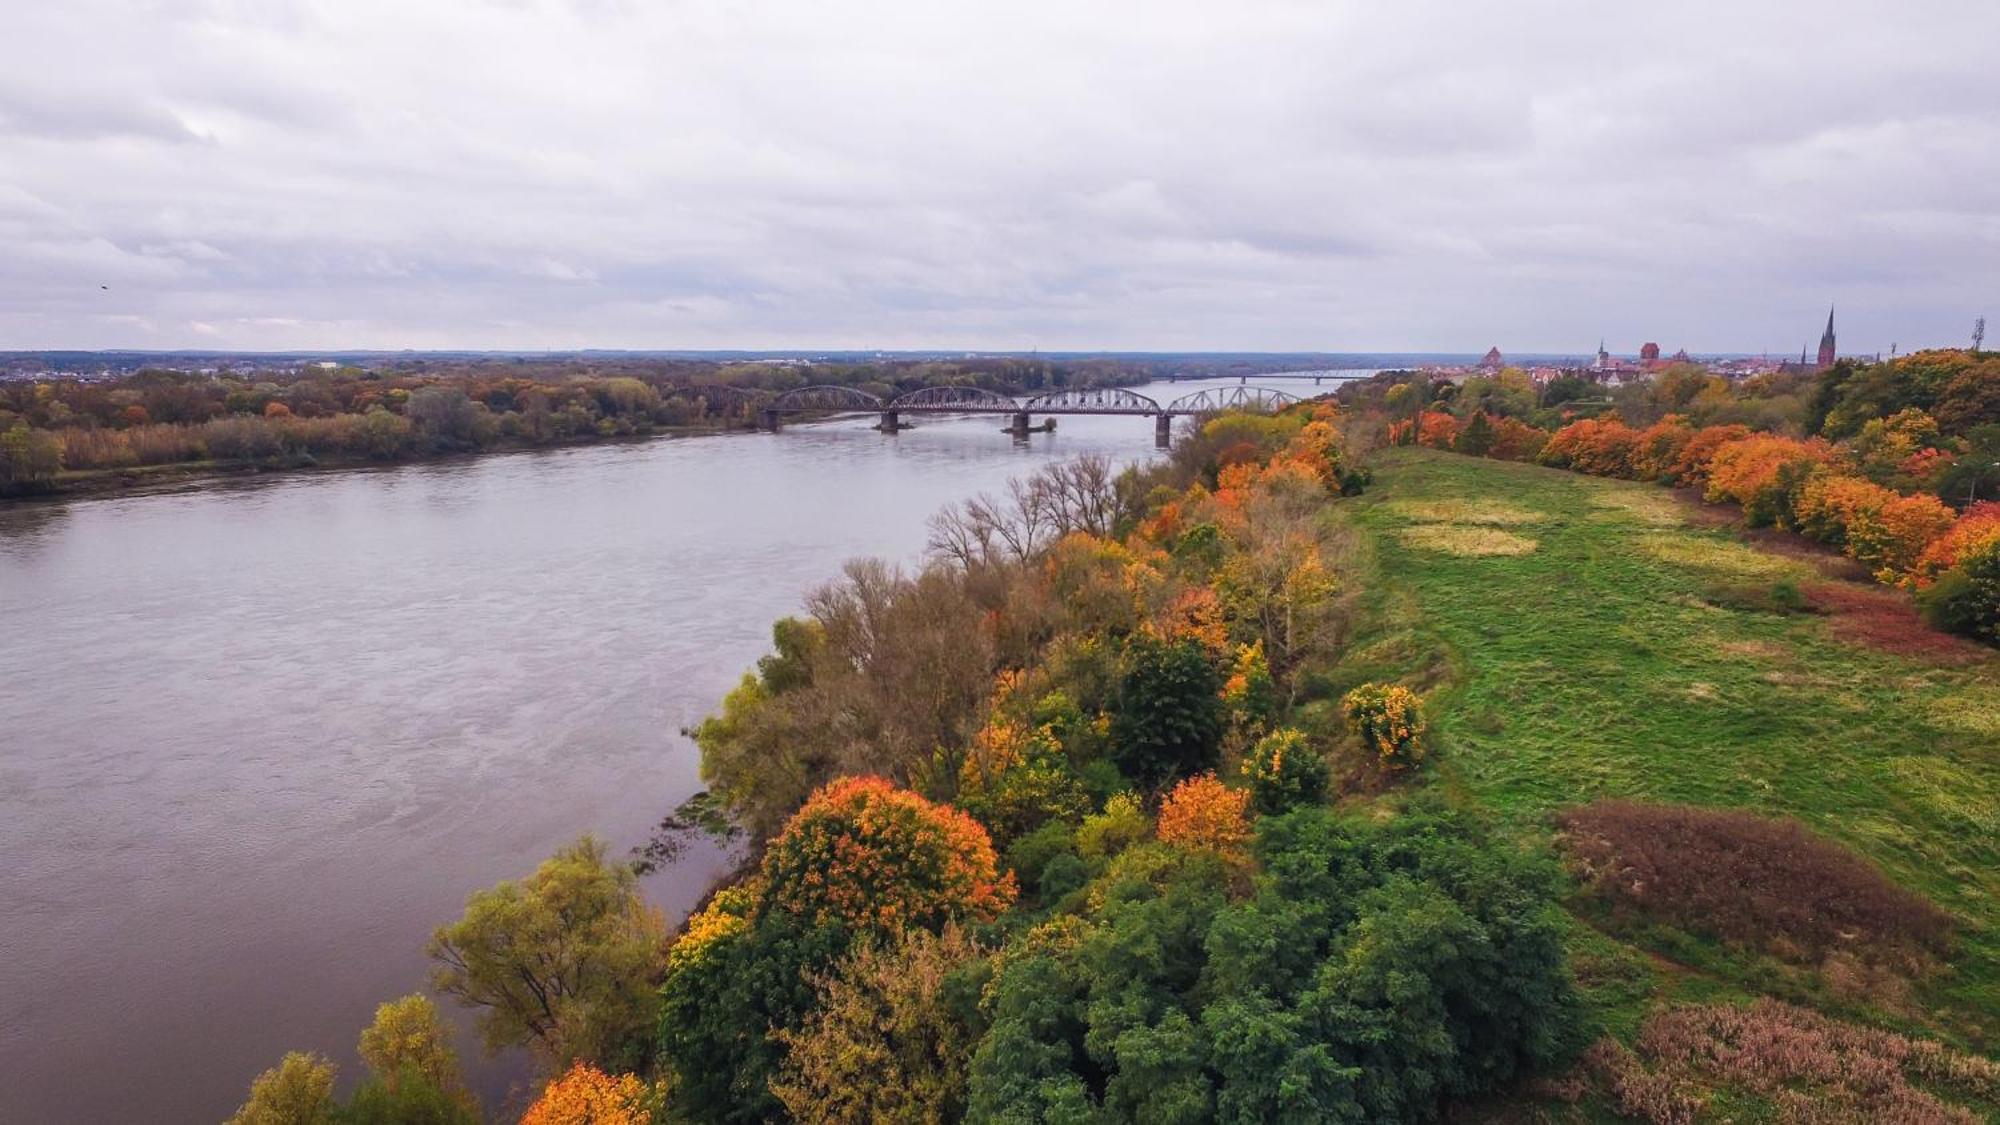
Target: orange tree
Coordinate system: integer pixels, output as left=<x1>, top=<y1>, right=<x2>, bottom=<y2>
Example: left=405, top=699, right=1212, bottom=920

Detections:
left=1156, top=773, right=1252, bottom=855
left=762, top=775, right=1016, bottom=934
left=521, top=1062, right=661, bottom=1125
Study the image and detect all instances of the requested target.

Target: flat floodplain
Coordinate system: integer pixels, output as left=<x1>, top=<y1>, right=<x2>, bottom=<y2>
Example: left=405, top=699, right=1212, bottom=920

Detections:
left=1336, top=448, right=1998, bottom=1047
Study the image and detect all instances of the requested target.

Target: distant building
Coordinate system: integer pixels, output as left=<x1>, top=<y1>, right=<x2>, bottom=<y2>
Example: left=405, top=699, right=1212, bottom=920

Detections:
left=1817, top=306, right=1837, bottom=368
left=1481, top=346, right=1503, bottom=369
left=1670, top=348, right=1691, bottom=364
left=1639, top=342, right=1661, bottom=362
left=1594, top=340, right=1610, bottom=370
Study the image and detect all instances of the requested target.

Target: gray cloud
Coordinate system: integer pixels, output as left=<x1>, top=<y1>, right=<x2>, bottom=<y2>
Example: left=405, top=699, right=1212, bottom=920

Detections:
left=1, top=0, right=1996, bottom=352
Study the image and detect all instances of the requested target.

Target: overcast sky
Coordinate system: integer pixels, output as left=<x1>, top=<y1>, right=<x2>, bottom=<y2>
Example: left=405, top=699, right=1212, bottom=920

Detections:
left=4, top=0, right=1997, bottom=354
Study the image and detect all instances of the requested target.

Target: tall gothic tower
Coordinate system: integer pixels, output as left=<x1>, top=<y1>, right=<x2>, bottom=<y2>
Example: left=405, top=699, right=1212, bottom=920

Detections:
left=1817, top=305, right=1837, bottom=367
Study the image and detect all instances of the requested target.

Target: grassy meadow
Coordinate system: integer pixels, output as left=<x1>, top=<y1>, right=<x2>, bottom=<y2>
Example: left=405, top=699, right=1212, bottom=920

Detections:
left=1324, top=448, right=1999, bottom=1055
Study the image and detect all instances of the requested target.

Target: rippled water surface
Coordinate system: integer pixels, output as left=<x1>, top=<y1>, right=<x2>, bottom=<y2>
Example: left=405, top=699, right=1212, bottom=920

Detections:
left=0, top=377, right=1334, bottom=1121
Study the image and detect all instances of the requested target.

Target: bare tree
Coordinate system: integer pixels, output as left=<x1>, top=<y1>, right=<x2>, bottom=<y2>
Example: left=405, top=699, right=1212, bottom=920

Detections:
left=926, top=455, right=1127, bottom=567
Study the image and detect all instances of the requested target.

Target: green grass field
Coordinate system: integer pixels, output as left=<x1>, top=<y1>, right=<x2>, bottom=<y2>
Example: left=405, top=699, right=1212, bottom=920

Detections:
left=1329, top=449, right=1999, bottom=1051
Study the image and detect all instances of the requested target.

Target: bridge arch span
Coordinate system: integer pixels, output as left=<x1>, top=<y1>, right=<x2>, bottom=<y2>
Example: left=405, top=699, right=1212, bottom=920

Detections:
left=1023, top=386, right=1162, bottom=415
left=888, top=385, right=1020, bottom=412
left=1167, top=386, right=1302, bottom=414
left=769, top=385, right=885, bottom=413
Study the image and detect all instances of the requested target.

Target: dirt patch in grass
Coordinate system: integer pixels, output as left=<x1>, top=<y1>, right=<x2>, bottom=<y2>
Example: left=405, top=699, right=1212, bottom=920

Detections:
left=1804, top=582, right=1992, bottom=665
left=1397, top=525, right=1539, bottom=556
left=1383, top=499, right=1546, bottom=525
left=1717, top=639, right=1789, bottom=662
left=1667, top=486, right=1739, bottom=528
left=1734, top=525, right=1874, bottom=582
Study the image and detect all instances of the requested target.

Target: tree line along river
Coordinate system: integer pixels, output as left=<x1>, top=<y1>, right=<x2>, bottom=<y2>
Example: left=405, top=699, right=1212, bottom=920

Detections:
left=0, top=376, right=1369, bottom=1122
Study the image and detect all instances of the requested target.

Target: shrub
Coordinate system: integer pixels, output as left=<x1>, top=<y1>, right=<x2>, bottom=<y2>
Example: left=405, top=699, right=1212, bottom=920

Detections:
left=1665, top=423, right=1753, bottom=486
left=1074, top=792, right=1152, bottom=859
left=1911, top=502, right=2000, bottom=587
left=1630, top=417, right=1695, bottom=481
left=1702, top=435, right=1831, bottom=526
left=1155, top=773, right=1252, bottom=855
left=763, top=776, right=1015, bottom=934
left=1416, top=410, right=1461, bottom=450
left=1918, top=538, right=2000, bottom=645
left=1795, top=471, right=1957, bottom=580
left=1488, top=415, right=1550, bottom=462
left=1241, top=727, right=1328, bottom=813
left=1341, top=682, right=1427, bottom=768
left=1538, top=417, right=1643, bottom=477
left=1555, top=801, right=1953, bottom=963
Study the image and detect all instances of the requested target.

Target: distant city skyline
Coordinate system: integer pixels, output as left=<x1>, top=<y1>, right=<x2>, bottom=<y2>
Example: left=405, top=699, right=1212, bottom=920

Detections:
left=4, top=1, right=1997, bottom=353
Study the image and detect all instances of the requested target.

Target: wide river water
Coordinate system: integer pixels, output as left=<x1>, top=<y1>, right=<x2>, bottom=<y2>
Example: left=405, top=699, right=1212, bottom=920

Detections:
left=0, top=376, right=1355, bottom=1123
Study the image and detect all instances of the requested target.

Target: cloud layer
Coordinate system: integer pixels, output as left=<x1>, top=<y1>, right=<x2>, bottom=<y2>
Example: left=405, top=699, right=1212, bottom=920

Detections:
left=5, top=0, right=1997, bottom=353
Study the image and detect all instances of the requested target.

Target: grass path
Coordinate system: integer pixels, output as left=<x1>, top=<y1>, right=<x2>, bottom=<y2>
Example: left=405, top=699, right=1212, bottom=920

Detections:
left=1334, top=449, right=1999, bottom=1046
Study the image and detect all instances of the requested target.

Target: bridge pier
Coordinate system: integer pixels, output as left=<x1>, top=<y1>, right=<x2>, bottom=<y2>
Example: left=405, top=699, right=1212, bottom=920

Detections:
left=877, top=409, right=901, bottom=432
left=1154, top=413, right=1172, bottom=449
left=1009, top=411, right=1032, bottom=439
left=760, top=408, right=780, bottom=432
left=1238, top=374, right=1247, bottom=384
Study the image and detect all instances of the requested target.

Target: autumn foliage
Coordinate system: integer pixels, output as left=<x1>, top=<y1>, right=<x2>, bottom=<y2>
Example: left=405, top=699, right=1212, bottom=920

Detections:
left=1700, top=434, right=1833, bottom=524
left=763, top=776, right=1016, bottom=933
left=1538, top=417, right=1643, bottom=477
left=1341, top=682, right=1427, bottom=767
left=1912, top=502, right=2000, bottom=587
left=521, top=1062, right=659, bottom=1125
left=1155, top=772, right=1253, bottom=854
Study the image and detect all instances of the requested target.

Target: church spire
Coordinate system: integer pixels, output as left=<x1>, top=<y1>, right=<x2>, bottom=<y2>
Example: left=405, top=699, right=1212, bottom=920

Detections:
left=1817, top=303, right=1837, bottom=368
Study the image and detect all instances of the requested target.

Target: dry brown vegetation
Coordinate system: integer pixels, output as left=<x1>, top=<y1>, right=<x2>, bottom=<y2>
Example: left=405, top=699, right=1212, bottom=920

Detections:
left=1578, top=1000, right=2000, bottom=1124
left=1555, top=800, right=1954, bottom=967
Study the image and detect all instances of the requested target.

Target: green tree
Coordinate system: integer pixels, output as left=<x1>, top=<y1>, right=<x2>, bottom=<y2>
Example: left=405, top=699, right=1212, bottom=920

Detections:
left=1109, top=636, right=1222, bottom=790
left=226, top=1052, right=336, bottom=1125
left=770, top=925, right=989, bottom=1124
left=428, top=837, right=665, bottom=1074
left=657, top=911, right=851, bottom=1124
left=339, top=1066, right=478, bottom=1125
left=1453, top=411, right=1496, bottom=458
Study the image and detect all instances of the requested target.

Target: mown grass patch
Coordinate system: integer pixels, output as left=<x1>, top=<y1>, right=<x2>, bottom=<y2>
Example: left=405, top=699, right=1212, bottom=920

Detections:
left=1337, top=449, right=2000, bottom=1050
left=1381, top=498, right=1548, bottom=525
left=1397, top=524, right=1540, bottom=557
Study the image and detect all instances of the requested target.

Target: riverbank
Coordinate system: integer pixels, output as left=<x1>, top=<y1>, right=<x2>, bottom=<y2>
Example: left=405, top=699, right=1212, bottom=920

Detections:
left=8, top=421, right=760, bottom=504
left=0, top=392, right=1199, bottom=1124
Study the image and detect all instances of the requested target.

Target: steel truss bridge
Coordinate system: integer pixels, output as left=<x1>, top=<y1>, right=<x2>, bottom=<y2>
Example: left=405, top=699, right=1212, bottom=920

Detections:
left=755, top=384, right=1305, bottom=446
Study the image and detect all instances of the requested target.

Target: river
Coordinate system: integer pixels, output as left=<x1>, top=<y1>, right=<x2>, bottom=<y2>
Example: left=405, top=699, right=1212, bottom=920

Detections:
left=0, top=375, right=1351, bottom=1122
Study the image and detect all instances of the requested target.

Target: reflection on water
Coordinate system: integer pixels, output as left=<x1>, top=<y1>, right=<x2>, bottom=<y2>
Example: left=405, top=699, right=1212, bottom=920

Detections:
left=0, top=378, right=1320, bottom=1122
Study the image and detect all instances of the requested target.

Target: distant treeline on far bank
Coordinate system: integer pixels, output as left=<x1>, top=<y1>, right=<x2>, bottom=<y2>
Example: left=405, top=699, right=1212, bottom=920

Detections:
left=0, top=355, right=1178, bottom=497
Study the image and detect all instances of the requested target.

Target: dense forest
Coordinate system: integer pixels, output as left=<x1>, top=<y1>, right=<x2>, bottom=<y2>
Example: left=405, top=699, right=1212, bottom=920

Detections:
left=221, top=356, right=2000, bottom=1122
left=0, top=355, right=1152, bottom=497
